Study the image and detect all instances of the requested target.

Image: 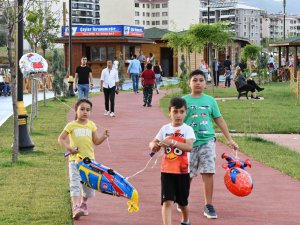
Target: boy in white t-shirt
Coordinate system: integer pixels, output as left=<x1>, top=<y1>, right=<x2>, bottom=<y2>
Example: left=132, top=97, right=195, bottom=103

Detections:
left=149, top=97, right=195, bottom=225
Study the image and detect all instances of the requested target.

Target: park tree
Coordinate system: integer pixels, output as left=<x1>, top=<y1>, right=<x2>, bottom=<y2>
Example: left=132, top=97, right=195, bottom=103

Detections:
left=52, top=49, right=66, bottom=97
left=189, top=22, right=233, bottom=72
left=24, top=1, right=59, bottom=55
left=241, top=44, right=261, bottom=74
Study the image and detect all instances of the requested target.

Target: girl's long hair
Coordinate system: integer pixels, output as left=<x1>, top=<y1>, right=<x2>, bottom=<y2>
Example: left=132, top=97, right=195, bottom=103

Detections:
left=74, top=99, right=93, bottom=120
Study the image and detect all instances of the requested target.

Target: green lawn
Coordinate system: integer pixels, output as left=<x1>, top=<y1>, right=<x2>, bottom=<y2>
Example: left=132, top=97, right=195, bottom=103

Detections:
left=162, top=82, right=300, bottom=133
left=0, top=98, right=76, bottom=225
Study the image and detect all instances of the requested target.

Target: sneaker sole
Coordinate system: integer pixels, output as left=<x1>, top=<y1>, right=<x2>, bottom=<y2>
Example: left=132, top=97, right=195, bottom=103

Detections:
left=203, top=212, right=218, bottom=219
left=73, top=211, right=84, bottom=220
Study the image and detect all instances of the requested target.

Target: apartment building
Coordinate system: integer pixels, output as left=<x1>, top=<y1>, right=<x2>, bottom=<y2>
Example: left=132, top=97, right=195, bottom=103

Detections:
left=64, top=0, right=100, bottom=25
left=200, top=0, right=262, bottom=45
left=261, top=14, right=300, bottom=40
left=134, top=0, right=200, bottom=31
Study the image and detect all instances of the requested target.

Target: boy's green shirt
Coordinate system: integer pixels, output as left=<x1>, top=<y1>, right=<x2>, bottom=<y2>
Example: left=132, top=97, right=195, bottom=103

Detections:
left=182, top=94, right=221, bottom=147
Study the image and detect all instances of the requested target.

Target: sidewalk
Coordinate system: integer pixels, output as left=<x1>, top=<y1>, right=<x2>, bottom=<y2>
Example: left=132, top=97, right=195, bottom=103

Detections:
left=67, top=91, right=300, bottom=225
left=0, top=92, right=54, bottom=126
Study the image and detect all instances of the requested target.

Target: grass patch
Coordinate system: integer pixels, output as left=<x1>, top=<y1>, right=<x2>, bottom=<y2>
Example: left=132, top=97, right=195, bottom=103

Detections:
left=218, top=135, right=300, bottom=181
left=0, top=97, right=78, bottom=225
left=161, top=82, right=300, bottom=133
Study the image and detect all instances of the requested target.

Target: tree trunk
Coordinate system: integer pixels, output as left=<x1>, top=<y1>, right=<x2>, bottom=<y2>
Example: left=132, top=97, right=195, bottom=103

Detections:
left=7, top=29, right=19, bottom=162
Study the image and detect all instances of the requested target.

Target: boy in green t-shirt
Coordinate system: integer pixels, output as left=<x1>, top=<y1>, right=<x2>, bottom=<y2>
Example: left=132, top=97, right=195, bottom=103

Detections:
left=182, top=69, right=239, bottom=219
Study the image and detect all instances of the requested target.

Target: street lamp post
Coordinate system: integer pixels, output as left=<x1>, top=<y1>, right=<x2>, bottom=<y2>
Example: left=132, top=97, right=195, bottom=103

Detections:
left=69, top=0, right=72, bottom=77
left=207, top=0, right=210, bottom=66
left=18, top=0, right=34, bottom=151
left=283, top=0, right=286, bottom=40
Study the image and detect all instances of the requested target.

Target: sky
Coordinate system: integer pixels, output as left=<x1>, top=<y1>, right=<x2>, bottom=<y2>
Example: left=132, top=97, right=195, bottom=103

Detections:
left=241, top=0, right=299, bottom=15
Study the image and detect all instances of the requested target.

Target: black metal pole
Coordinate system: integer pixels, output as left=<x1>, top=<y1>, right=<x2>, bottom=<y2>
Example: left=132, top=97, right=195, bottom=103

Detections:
left=207, top=0, right=210, bottom=66
left=18, top=0, right=34, bottom=151
left=283, top=0, right=286, bottom=40
left=69, top=0, right=72, bottom=76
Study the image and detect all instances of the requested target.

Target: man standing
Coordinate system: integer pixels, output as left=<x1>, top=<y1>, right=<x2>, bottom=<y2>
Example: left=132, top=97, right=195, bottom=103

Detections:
left=127, top=54, right=141, bottom=94
left=100, top=60, right=119, bottom=117
left=74, top=57, right=93, bottom=99
left=212, top=58, right=220, bottom=87
left=223, top=55, right=232, bottom=70
left=137, top=50, right=146, bottom=71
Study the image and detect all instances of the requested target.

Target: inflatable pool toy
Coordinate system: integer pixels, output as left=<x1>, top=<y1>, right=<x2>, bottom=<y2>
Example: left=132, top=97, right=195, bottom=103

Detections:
left=75, top=155, right=139, bottom=212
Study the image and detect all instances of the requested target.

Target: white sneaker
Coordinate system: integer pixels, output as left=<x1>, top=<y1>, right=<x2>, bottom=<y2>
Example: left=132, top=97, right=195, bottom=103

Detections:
left=109, top=112, right=115, bottom=117
left=104, top=110, right=110, bottom=116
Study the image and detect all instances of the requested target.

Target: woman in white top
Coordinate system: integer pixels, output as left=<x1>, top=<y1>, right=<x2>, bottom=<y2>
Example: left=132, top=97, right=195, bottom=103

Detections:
left=100, top=60, right=119, bottom=117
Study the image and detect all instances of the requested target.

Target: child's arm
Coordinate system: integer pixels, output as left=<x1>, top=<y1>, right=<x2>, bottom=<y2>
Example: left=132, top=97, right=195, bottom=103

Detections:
left=214, top=116, right=239, bottom=150
left=149, top=138, right=161, bottom=152
left=92, top=130, right=110, bottom=145
left=160, top=138, right=193, bottom=152
left=58, top=130, right=78, bottom=154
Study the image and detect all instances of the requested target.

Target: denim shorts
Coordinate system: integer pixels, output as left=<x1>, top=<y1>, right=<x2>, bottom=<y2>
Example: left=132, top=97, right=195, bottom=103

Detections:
left=189, top=138, right=216, bottom=177
left=69, top=161, right=95, bottom=198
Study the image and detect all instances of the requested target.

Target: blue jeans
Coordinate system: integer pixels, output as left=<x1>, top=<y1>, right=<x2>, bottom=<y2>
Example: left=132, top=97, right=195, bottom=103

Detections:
left=131, top=73, right=139, bottom=93
left=78, top=84, right=90, bottom=99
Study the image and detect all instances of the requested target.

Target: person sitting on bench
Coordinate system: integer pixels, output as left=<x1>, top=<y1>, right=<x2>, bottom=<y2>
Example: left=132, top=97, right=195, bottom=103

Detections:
left=233, top=67, right=264, bottom=99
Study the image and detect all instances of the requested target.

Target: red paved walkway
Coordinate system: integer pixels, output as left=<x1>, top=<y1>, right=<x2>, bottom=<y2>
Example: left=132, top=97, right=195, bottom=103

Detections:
left=71, top=90, right=300, bottom=225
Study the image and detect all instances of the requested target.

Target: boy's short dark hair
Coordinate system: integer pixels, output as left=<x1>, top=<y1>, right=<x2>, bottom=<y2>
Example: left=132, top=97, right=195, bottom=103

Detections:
left=168, top=97, right=187, bottom=111
left=189, top=69, right=206, bottom=80
left=146, top=63, right=152, bottom=69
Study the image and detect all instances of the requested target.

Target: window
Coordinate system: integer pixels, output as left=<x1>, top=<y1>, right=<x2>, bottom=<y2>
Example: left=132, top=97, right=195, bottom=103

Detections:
left=135, top=20, right=140, bottom=25
left=156, top=12, right=160, bottom=17
left=143, top=12, right=145, bottom=16
left=146, top=12, right=150, bottom=17
left=91, top=46, right=116, bottom=62
left=91, top=47, right=106, bottom=61
left=107, top=47, right=116, bottom=61
left=143, top=4, right=145, bottom=8
left=152, top=13, right=155, bottom=17
left=162, top=20, right=168, bottom=25
left=156, top=4, right=160, bottom=8
left=125, top=46, right=135, bottom=59
left=135, top=3, right=139, bottom=7
left=146, top=21, right=150, bottom=25
left=162, top=12, right=168, bottom=16
left=135, top=11, right=139, bottom=16
left=143, top=20, right=145, bottom=25
left=156, top=21, right=160, bottom=25
left=152, top=21, right=155, bottom=25
left=147, top=4, right=149, bottom=8
left=162, top=3, right=168, bottom=8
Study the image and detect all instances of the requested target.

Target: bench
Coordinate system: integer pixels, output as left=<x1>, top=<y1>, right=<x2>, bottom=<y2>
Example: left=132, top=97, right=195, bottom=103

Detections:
left=235, top=81, right=249, bottom=99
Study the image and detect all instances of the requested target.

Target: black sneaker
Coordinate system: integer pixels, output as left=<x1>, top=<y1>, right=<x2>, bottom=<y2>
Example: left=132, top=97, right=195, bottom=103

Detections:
left=203, top=204, right=218, bottom=219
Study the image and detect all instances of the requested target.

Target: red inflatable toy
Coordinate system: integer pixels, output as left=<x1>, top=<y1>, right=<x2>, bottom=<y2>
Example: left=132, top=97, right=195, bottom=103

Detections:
left=222, top=153, right=253, bottom=197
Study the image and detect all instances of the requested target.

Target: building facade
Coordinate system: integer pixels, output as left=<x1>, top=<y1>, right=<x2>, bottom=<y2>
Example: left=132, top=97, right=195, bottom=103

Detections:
left=261, top=14, right=300, bottom=40
left=134, top=0, right=200, bottom=31
left=200, top=0, right=262, bottom=45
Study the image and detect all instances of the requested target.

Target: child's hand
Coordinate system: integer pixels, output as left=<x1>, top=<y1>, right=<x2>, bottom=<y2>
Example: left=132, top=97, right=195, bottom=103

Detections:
left=103, top=130, right=110, bottom=138
left=228, top=140, right=239, bottom=151
left=159, top=138, right=173, bottom=147
left=68, top=147, right=79, bottom=155
left=152, top=142, right=161, bottom=152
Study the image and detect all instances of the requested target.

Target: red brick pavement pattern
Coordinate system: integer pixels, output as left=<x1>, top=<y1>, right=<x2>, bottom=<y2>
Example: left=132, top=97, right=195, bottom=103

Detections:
left=70, top=90, right=300, bottom=225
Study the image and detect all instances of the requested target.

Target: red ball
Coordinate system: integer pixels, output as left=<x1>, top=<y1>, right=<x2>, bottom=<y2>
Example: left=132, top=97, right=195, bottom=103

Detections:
left=224, top=167, right=253, bottom=197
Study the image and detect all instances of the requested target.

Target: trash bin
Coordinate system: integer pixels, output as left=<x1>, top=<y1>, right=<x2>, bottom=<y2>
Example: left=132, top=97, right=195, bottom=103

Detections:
left=68, top=75, right=75, bottom=97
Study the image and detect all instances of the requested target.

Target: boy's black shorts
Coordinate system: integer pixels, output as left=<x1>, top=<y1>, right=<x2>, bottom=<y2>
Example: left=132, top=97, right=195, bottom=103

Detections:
left=161, top=172, right=190, bottom=206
